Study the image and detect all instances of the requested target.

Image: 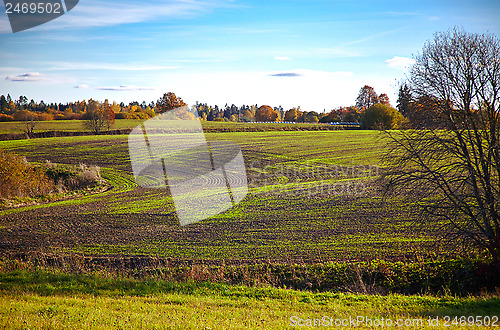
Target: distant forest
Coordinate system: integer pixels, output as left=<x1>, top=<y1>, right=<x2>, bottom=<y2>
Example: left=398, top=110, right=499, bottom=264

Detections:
left=0, top=85, right=419, bottom=130
left=0, top=92, right=362, bottom=123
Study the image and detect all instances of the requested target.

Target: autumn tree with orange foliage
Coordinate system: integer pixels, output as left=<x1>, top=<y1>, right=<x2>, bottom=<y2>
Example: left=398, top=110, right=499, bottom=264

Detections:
left=255, top=105, right=278, bottom=122
left=355, top=85, right=379, bottom=110
left=284, top=108, right=301, bottom=122
left=379, top=93, right=391, bottom=106
left=83, top=99, right=110, bottom=134
left=103, top=99, right=115, bottom=131
left=156, top=92, right=187, bottom=114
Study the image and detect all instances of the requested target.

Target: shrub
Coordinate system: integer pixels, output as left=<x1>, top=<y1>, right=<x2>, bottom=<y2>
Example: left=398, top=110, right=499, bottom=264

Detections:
left=37, top=112, right=55, bottom=121
left=45, top=161, right=103, bottom=192
left=0, top=114, right=14, bottom=122
left=53, top=113, right=66, bottom=120
left=360, top=103, right=406, bottom=129
left=0, top=150, right=105, bottom=202
left=77, top=163, right=102, bottom=187
left=66, top=113, right=83, bottom=120
left=0, top=149, right=54, bottom=199
left=13, top=110, right=36, bottom=121
left=126, top=112, right=149, bottom=120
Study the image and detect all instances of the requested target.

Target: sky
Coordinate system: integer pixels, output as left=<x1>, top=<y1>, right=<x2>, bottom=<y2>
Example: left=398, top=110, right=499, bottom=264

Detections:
left=1, top=0, right=500, bottom=112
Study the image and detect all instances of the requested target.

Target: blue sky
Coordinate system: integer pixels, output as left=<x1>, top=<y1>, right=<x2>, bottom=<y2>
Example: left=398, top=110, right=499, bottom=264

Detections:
left=1, top=0, right=499, bottom=111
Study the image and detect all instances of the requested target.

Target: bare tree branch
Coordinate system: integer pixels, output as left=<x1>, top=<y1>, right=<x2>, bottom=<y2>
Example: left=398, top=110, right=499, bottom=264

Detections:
left=384, top=27, right=500, bottom=262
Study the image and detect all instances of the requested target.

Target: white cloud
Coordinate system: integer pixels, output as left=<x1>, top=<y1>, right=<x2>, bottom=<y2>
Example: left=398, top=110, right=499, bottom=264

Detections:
left=74, top=84, right=90, bottom=89
left=95, top=85, right=154, bottom=91
left=385, top=56, right=416, bottom=69
left=6, top=72, right=47, bottom=82
left=274, top=56, right=291, bottom=61
left=158, top=69, right=361, bottom=111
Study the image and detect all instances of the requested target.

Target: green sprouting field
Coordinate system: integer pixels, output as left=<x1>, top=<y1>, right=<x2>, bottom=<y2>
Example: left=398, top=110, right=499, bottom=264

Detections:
left=0, top=129, right=445, bottom=262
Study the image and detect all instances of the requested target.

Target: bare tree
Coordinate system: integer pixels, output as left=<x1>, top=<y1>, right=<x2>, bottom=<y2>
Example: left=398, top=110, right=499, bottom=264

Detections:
left=383, top=28, right=500, bottom=261
left=23, top=112, right=37, bottom=139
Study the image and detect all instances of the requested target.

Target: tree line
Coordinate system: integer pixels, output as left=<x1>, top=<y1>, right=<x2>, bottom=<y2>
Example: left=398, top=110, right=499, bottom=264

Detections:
left=0, top=87, right=409, bottom=130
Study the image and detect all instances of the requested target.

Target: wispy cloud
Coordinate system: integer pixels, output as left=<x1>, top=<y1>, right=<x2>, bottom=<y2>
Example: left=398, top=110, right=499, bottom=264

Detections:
left=342, top=27, right=408, bottom=46
left=269, top=69, right=354, bottom=79
left=6, top=72, right=47, bottom=82
left=270, top=72, right=301, bottom=77
left=302, top=47, right=360, bottom=58
left=0, top=17, right=11, bottom=34
left=74, top=84, right=90, bottom=89
left=274, top=56, right=291, bottom=61
left=224, top=27, right=282, bottom=34
left=0, top=66, right=27, bottom=72
left=95, top=85, right=154, bottom=91
left=385, top=56, right=415, bottom=69
left=5, top=72, right=73, bottom=83
left=45, top=62, right=178, bottom=71
left=383, top=11, right=417, bottom=17
left=31, top=0, right=231, bottom=31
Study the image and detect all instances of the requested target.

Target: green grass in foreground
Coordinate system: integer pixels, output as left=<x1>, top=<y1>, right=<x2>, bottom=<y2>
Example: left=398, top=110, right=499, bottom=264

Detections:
left=0, top=270, right=499, bottom=329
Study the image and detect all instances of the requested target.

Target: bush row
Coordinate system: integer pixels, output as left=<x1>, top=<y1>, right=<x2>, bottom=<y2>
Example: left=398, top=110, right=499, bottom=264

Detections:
left=2, top=253, right=498, bottom=296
